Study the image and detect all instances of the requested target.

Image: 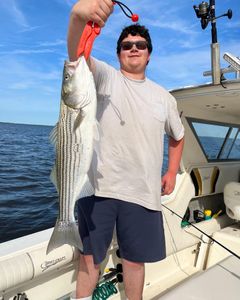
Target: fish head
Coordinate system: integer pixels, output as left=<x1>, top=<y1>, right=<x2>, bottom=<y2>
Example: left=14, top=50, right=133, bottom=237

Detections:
left=61, top=57, right=92, bottom=109
left=61, top=63, right=78, bottom=108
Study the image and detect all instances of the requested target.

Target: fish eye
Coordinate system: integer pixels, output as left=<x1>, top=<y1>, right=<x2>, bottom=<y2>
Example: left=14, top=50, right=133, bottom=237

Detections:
left=64, top=73, right=70, bottom=81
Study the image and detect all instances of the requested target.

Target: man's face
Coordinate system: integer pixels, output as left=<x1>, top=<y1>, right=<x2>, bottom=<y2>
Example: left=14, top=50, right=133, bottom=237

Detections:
left=118, top=34, right=150, bottom=75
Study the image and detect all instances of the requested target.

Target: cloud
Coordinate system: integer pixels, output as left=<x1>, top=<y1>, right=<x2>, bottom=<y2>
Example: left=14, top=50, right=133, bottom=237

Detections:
left=147, top=51, right=210, bottom=89
left=37, top=39, right=66, bottom=47
left=0, top=57, right=61, bottom=92
left=9, top=81, right=35, bottom=90
left=148, top=37, right=240, bottom=90
left=0, top=38, right=66, bottom=58
left=0, top=0, right=29, bottom=28
left=0, top=0, right=239, bottom=126
left=19, top=25, right=43, bottom=33
left=147, top=18, right=195, bottom=35
left=0, top=49, right=56, bottom=55
left=225, top=20, right=240, bottom=29
left=0, top=52, right=62, bottom=124
left=55, top=0, right=76, bottom=7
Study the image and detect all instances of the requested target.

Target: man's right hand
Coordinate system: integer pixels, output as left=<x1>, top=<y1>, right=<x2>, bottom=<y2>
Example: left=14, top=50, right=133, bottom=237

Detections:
left=68, top=0, right=114, bottom=61
left=72, top=0, right=114, bottom=28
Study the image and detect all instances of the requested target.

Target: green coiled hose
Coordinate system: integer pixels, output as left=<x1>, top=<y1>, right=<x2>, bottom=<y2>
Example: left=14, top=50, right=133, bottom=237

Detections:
left=93, top=281, right=118, bottom=300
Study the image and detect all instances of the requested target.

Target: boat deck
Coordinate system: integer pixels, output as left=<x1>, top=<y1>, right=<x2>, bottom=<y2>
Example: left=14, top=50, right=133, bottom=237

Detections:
left=151, top=223, right=240, bottom=300
left=158, top=255, right=240, bottom=300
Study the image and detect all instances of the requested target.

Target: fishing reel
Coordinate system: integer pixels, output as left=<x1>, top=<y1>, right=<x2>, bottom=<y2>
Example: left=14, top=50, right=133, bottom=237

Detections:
left=193, top=1, right=232, bottom=29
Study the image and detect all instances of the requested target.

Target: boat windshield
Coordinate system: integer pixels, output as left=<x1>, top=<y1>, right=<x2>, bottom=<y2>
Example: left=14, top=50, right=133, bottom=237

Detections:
left=188, top=118, right=240, bottom=161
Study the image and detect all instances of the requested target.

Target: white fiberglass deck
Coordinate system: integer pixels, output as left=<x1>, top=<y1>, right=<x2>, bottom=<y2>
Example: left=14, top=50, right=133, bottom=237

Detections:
left=159, top=255, right=240, bottom=300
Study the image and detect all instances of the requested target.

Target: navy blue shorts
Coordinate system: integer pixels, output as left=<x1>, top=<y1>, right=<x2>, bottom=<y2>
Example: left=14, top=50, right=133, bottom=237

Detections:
left=77, top=196, right=166, bottom=265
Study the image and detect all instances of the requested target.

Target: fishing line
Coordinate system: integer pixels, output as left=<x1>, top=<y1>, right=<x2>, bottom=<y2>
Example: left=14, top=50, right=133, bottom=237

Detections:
left=162, top=203, right=240, bottom=260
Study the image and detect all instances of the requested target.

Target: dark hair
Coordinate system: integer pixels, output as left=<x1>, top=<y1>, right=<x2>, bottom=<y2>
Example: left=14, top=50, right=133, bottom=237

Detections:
left=116, top=24, right=153, bottom=54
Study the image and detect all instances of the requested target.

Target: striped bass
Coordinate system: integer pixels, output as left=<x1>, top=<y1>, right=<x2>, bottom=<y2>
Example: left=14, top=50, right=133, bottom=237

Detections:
left=47, top=56, right=98, bottom=254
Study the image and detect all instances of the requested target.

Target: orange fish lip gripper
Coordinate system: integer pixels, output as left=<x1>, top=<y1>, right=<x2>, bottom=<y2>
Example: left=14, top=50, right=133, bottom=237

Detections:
left=76, top=1, right=139, bottom=60
left=77, top=21, right=101, bottom=60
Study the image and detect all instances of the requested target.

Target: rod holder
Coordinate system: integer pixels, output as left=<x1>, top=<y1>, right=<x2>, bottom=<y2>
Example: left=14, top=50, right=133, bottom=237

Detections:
left=211, top=43, right=220, bottom=84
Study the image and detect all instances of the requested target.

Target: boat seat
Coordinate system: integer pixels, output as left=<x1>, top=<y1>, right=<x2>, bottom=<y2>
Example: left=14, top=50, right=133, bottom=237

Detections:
left=224, top=181, right=240, bottom=221
left=190, top=166, right=219, bottom=196
left=159, top=256, right=240, bottom=300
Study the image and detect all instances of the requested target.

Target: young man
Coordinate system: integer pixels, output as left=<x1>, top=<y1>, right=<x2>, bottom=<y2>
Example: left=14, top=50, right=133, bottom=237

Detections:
left=68, top=1, right=184, bottom=299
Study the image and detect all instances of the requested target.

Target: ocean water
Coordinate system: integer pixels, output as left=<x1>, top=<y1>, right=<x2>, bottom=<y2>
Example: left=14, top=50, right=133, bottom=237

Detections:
left=0, top=122, right=58, bottom=243
left=3, top=121, right=239, bottom=244
left=0, top=122, right=169, bottom=244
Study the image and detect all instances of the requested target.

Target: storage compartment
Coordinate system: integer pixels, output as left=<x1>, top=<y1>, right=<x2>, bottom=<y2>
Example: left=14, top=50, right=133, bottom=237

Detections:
left=182, top=193, right=226, bottom=226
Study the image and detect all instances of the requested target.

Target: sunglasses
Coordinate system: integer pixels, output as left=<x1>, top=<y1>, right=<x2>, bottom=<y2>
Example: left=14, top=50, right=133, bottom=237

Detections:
left=120, top=41, right=148, bottom=51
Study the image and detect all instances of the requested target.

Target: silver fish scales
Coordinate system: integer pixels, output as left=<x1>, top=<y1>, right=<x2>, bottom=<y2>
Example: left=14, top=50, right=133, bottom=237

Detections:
left=47, top=56, right=98, bottom=254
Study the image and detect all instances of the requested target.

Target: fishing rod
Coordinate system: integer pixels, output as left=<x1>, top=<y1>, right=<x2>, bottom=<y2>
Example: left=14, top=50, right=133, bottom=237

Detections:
left=162, top=203, right=240, bottom=260
left=193, top=1, right=232, bottom=85
left=193, top=0, right=232, bottom=42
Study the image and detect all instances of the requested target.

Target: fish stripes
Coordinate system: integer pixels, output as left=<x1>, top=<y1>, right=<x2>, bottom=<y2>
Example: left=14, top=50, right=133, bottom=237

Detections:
left=47, top=56, right=98, bottom=254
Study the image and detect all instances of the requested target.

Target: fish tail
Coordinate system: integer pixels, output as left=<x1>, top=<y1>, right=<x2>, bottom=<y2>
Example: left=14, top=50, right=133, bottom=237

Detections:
left=46, top=220, right=83, bottom=254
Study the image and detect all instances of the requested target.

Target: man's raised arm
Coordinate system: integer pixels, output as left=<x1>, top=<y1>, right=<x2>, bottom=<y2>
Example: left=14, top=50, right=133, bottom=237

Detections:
left=67, top=0, right=113, bottom=62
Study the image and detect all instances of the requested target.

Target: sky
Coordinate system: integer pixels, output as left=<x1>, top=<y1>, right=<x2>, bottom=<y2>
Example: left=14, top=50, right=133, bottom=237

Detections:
left=0, top=0, right=239, bottom=126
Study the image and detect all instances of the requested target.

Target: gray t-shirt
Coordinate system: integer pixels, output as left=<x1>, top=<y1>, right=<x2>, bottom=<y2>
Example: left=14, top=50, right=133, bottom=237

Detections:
left=91, top=58, right=184, bottom=211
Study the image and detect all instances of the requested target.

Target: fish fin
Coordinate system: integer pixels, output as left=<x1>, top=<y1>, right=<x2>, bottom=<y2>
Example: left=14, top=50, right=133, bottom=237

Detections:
left=93, top=120, right=102, bottom=141
left=49, top=123, right=58, bottom=148
left=50, top=164, right=59, bottom=194
left=93, top=140, right=101, bottom=162
left=73, top=111, right=84, bottom=132
left=46, top=221, right=83, bottom=254
left=93, top=120, right=103, bottom=160
left=78, top=175, right=95, bottom=199
left=49, top=123, right=59, bottom=194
